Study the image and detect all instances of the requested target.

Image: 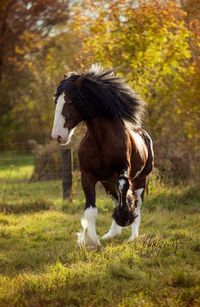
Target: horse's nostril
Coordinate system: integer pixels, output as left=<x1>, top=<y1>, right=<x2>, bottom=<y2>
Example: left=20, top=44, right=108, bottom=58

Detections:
left=57, top=135, right=62, bottom=143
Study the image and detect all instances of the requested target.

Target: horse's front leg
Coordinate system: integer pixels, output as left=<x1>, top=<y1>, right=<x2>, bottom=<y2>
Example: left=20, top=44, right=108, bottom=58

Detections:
left=77, top=171, right=100, bottom=248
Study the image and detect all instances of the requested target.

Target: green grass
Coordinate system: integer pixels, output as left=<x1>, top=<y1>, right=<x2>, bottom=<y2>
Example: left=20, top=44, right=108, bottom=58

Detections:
left=0, top=151, right=33, bottom=182
left=0, top=152, right=199, bottom=306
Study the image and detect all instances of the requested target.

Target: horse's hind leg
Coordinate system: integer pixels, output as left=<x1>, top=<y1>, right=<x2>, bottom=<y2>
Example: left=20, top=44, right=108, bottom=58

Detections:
left=101, top=182, right=122, bottom=240
left=102, top=200, right=122, bottom=240
left=128, top=178, right=146, bottom=241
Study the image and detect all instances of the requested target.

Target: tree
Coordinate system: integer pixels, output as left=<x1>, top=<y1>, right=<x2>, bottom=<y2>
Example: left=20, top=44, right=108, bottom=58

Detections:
left=0, top=0, right=68, bottom=143
left=0, top=0, right=68, bottom=79
left=72, top=0, right=200, bottom=181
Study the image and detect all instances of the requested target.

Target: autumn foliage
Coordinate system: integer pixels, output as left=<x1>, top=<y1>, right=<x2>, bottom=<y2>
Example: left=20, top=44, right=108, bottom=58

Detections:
left=0, top=0, right=199, bottom=182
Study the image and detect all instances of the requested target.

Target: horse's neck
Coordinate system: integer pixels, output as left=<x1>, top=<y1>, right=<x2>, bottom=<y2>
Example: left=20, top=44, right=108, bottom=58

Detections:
left=86, top=118, right=127, bottom=149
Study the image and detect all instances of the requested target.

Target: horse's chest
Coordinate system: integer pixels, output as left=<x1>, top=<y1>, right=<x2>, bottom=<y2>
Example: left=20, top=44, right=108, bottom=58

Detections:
left=79, top=149, right=123, bottom=180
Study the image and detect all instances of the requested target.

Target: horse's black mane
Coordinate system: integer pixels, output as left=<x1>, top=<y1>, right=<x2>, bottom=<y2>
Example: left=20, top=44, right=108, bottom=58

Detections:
left=55, top=64, right=145, bottom=126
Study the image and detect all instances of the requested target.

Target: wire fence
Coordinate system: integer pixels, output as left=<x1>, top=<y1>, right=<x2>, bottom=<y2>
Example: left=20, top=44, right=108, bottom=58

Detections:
left=0, top=142, right=76, bottom=204
left=0, top=141, right=199, bottom=206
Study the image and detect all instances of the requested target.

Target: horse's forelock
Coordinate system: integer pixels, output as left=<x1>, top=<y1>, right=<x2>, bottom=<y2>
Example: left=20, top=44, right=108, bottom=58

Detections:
left=55, top=65, right=145, bottom=125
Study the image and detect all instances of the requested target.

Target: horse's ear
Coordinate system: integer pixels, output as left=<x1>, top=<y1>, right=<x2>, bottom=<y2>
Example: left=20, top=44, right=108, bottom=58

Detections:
left=74, top=74, right=85, bottom=87
left=64, top=71, right=77, bottom=79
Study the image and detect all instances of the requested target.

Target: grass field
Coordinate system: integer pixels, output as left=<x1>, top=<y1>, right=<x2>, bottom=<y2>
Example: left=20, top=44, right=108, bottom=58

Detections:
left=0, top=153, right=200, bottom=306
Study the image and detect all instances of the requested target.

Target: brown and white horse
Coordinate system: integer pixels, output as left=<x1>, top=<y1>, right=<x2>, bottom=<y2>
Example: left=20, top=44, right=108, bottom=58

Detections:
left=51, top=64, right=154, bottom=248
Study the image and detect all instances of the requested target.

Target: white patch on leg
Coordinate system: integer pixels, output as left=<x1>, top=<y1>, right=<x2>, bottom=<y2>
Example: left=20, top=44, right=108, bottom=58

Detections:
left=118, top=178, right=127, bottom=207
left=102, top=219, right=122, bottom=240
left=119, top=179, right=126, bottom=192
left=135, top=188, right=143, bottom=206
left=77, top=207, right=101, bottom=248
left=128, top=188, right=144, bottom=241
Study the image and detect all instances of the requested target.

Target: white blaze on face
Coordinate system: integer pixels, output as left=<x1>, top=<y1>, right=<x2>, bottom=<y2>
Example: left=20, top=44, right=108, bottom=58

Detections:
left=51, top=93, right=69, bottom=144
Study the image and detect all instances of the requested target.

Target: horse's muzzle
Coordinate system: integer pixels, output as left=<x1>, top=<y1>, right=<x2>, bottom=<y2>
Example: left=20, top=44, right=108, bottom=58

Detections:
left=113, top=206, right=137, bottom=227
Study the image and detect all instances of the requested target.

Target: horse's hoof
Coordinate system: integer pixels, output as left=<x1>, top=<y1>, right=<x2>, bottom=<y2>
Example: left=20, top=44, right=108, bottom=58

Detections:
left=77, top=231, right=101, bottom=249
left=86, top=242, right=101, bottom=250
left=127, top=234, right=138, bottom=242
left=102, top=228, right=122, bottom=240
left=77, top=231, right=85, bottom=247
left=101, top=233, right=112, bottom=240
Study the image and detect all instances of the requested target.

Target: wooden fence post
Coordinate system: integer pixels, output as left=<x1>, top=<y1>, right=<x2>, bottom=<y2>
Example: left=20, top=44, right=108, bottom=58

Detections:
left=61, top=148, right=72, bottom=199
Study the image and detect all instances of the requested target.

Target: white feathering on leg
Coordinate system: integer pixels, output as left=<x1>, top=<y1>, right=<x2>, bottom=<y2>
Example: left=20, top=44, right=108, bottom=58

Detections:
left=102, top=219, right=122, bottom=240
left=77, top=207, right=101, bottom=248
left=102, top=200, right=123, bottom=240
left=128, top=188, right=144, bottom=242
left=77, top=217, right=88, bottom=246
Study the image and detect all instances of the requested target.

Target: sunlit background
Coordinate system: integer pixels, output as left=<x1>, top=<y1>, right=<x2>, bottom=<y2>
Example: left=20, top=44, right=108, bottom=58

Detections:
left=0, top=1, right=200, bottom=305
left=0, top=0, right=199, bottom=183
